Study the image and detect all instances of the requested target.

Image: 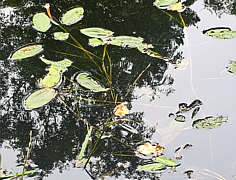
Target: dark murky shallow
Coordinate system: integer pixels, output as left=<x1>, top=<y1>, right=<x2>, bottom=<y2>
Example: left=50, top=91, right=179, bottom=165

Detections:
left=0, top=0, right=236, bottom=179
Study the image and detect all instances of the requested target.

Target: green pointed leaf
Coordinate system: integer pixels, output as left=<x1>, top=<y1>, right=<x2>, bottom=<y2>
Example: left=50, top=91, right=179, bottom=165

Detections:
left=137, top=163, right=165, bottom=171
left=0, top=170, right=37, bottom=179
left=61, top=7, right=84, bottom=25
left=110, top=36, right=144, bottom=48
left=33, top=12, right=51, bottom=32
left=80, top=27, right=114, bottom=39
left=53, top=32, right=69, bottom=41
left=40, top=68, right=62, bottom=88
left=153, top=0, right=178, bottom=7
left=23, top=88, right=57, bottom=110
left=75, top=72, right=109, bottom=92
left=227, top=61, right=236, bottom=73
left=77, top=126, right=93, bottom=160
left=88, top=38, right=105, bottom=47
left=203, top=27, right=236, bottom=39
left=40, top=56, right=73, bottom=73
left=192, top=116, right=228, bottom=129
left=10, top=44, right=43, bottom=60
left=156, top=156, right=179, bottom=167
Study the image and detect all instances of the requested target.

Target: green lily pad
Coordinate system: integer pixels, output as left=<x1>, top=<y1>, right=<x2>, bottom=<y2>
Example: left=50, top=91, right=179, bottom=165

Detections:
left=40, top=56, right=73, bottom=73
left=33, top=12, right=51, bottom=32
left=156, top=156, right=179, bottom=167
left=227, top=61, right=236, bottom=73
left=53, top=32, right=70, bottom=41
left=23, top=88, right=57, bottom=110
left=75, top=72, right=109, bottom=92
left=175, top=115, right=185, bottom=122
left=80, top=27, right=114, bottom=39
left=137, top=163, right=165, bottom=171
left=88, top=38, right=105, bottom=47
left=61, top=7, right=84, bottom=25
left=10, top=44, right=43, bottom=60
left=40, top=68, right=62, bottom=88
left=203, top=27, right=236, bottom=39
left=153, top=0, right=178, bottom=7
left=192, top=116, right=228, bottom=129
left=110, top=36, right=144, bottom=48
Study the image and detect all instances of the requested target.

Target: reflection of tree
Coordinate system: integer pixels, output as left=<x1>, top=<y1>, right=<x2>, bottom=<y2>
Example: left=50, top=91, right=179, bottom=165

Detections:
left=0, top=0, right=201, bottom=179
left=204, top=0, right=235, bottom=16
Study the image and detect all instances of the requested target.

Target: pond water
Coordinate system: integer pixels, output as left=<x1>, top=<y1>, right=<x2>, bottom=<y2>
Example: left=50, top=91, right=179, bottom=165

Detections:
left=0, top=0, right=236, bottom=179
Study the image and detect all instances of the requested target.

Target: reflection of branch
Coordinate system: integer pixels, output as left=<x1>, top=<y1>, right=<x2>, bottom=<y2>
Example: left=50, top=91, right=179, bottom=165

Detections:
left=125, top=63, right=151, bottom=97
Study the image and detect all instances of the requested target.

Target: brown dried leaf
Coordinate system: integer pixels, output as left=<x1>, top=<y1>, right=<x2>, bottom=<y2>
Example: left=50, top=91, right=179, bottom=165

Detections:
left=137, top=142, right=164, bottom=156
left=113, top=103, right=129, bottom=117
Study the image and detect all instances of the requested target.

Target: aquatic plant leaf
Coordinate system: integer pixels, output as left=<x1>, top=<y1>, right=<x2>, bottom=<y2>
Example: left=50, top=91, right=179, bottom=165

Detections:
left=110, top=36, right=143, bottom=48
left=203, top=27, right=236, bottom=39
left=53, top=32, right=69, bottom=41
left=192, top=116, right=228, bottom=129
left=153, top=0, right=178, bottom=7
left=23, top=88, right=57, bottom=110
left=75, top=72, right=109, bottom=92
left=137, top=43, right=154, bottom=53
left=40, top=56, right=73, bottom=72
left=61, top=7, right=84, bottom=25
left=175, top=115, right=185, bottom=122
left=0, top=170, right=37, bottom=179
left=77, top=126, right=93, bottom=161
left=113, top=103, right=129, bottom=117
left=137, top=163, right=165, bottom=171
left=33, top=12, right=51, bottom=32
left=40, top=68, right=62, bottom=88
left=10, top=45, right=43, bottom=60
left=88, top=38, right=105, bottom=47
left=80, top=27, right=114, bottom=38
left=137, top=142, right=164, bottom=156
left=227, top=61, right=236, bottom=74
left=156, top=156, right=179, bottom=167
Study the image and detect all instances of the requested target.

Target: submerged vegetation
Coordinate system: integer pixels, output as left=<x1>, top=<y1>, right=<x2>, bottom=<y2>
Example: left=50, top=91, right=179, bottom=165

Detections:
left=0, top=0, right=234, bottom=179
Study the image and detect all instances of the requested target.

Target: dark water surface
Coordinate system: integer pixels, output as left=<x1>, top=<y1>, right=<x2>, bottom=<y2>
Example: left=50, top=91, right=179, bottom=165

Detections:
left=0, top=0, right=236, bottom=179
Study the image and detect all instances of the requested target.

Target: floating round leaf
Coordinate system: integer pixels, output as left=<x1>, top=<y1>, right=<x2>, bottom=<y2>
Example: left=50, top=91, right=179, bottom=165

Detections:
left=10, top=44, right=43, bottom=60
left=75, top=72, right=109, bottom=92
left=23, top=88, right=57, bottom=110
left=192, top=116, right=228, bottom=129
left=137, top=163, right=165, bottom=171
left=110, top=36, right=144, bottom=48
left=175, top=115, right=185, bottom=122
left=40, top=68, right=62, bottom=88
left=88, top=38, right=105, bottom=47
left=153, top=0, right=178, bottom=7
left=203, top=27, right=236, bottom=39
left=156, top=156, right=179, bottom=167
left=53, top=32, right=69, bottom=41
left=61, top=7, right=84, bottom=25
left=80, top=27, right=114, bottom=39
left=33, top=12, right=51, bottom=32
left=40, top=56, right=73, bottom=73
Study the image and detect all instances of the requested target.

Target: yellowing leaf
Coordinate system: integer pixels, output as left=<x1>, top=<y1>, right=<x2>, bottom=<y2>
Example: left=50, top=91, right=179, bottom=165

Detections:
left=113, top=103, right=129, bottom=117
left=169, top=2, right=183, bottom=11
left=137, top=142, right=164, bottom=156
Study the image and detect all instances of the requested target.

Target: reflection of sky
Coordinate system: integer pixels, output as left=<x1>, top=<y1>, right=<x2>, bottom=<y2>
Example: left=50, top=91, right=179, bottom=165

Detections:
left=132, top=1, right=236, bottom=179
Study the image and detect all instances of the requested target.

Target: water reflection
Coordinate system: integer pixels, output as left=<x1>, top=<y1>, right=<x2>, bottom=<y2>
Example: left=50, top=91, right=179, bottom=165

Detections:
left=204, top=0, right=236, bottom=16
left=0, top=0, right=202, bottom=179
